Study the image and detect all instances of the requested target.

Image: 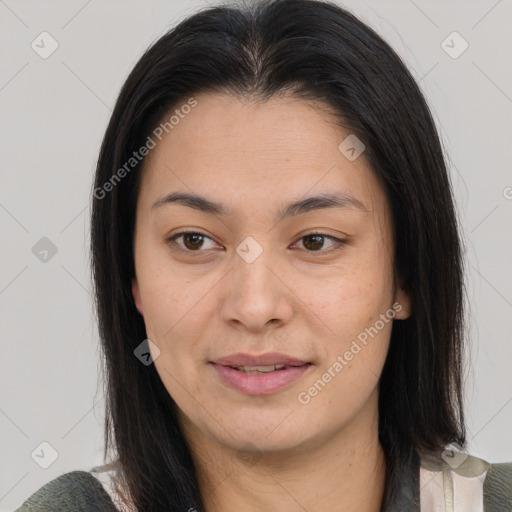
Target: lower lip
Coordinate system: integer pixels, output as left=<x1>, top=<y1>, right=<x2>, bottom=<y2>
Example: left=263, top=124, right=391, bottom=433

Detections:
left=211, top=363, right=312, bottom=395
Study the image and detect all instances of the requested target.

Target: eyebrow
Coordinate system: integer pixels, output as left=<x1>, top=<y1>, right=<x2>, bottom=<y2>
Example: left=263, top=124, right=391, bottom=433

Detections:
left=151, top=191, right=371, bottom=218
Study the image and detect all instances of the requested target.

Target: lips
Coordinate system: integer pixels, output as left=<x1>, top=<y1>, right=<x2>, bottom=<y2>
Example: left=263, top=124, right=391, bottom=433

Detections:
left=211, top=361, right=312, bottom=395
left=212, top=352, right=310, bottom=368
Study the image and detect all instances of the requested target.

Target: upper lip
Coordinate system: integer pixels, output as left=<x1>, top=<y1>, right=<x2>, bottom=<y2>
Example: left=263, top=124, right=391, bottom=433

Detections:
left=211, top=352, right=311, bottom=367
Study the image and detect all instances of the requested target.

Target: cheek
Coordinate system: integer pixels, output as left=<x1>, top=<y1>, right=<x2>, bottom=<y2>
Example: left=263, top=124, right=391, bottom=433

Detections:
left=297, top=247, right=394, bottom=378
left=137, top=274, right=219, bottom=390
left=300, top=255, right=393, bottom=334
left=136, top=250, right=212, bottom=337
left=299, top=309, right=392, bottom=422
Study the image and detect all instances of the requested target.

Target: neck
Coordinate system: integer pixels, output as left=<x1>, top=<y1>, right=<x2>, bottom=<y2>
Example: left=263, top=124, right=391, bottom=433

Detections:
left=182, top=393, right=387, bottom=512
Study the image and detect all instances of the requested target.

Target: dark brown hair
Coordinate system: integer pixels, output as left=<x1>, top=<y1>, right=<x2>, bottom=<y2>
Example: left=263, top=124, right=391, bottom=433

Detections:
left=90, top=0, right=467, bottom=510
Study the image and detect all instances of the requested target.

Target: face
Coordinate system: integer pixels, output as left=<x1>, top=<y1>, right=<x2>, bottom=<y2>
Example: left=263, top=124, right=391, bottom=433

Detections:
left=131, top=92, right=411, bottom=456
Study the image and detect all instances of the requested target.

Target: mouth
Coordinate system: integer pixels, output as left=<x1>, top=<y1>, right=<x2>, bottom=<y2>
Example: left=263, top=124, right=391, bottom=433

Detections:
left=225, top=363, right=312, bottom=374
left=210, top=362, right=313, bottom=395
left=211, top=352, right=311, bottom=368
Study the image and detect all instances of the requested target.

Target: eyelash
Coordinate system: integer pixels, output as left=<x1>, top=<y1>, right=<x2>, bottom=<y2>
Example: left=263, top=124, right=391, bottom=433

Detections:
left=165, top=231, right=347, bottom=257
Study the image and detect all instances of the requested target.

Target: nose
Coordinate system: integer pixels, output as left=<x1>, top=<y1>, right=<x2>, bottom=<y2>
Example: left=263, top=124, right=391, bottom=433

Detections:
left=220, top=242, right=294, bottom=332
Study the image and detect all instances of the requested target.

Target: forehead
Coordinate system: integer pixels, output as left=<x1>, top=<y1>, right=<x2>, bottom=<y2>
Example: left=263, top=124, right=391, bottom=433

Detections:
left=149, top=92, right=345, bottom=162
left=138, top=92, right=385, bottom=218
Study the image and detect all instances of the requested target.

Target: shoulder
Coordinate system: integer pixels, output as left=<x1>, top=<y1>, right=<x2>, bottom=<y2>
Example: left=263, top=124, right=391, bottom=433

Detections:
left=15, top=470, right=119, bottom=511
left=419, top=450, right=512, bottom=511
left=483, top=460, right=512, bottom=510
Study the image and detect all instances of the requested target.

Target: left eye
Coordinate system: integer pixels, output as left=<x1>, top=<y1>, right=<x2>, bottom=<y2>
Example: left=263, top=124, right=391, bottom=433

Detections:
left=165, top=232, right=346, bottom=255
left=292, top=233, right=345, bottom=253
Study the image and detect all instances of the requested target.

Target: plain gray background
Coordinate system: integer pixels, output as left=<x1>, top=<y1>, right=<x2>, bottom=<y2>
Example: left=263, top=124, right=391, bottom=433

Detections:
left=1, top=0, right=511, bottom=510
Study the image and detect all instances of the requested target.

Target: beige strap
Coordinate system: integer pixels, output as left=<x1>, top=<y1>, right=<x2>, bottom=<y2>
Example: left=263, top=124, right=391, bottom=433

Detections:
left=419, top=453, right=488, bottom=512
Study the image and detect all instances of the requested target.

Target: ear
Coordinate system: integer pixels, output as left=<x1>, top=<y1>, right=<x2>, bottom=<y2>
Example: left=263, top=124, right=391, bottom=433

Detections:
left=131, top=278, right=144, bottom=317
left=393, top=277, right=412, bottom=320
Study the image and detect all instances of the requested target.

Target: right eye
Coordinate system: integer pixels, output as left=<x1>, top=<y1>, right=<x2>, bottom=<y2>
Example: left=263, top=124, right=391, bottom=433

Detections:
left=165, top=231, right=220, bottom=255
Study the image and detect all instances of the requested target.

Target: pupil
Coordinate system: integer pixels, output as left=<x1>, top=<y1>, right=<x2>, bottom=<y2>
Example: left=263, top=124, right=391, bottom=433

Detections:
left=184, top=233, right=203, bottom=250
left=304, top=235, right=323, bottom=251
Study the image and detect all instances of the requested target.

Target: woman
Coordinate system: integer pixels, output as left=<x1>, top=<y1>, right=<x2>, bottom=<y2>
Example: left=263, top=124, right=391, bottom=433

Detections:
left=16, top=0, right=512, bottom=510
